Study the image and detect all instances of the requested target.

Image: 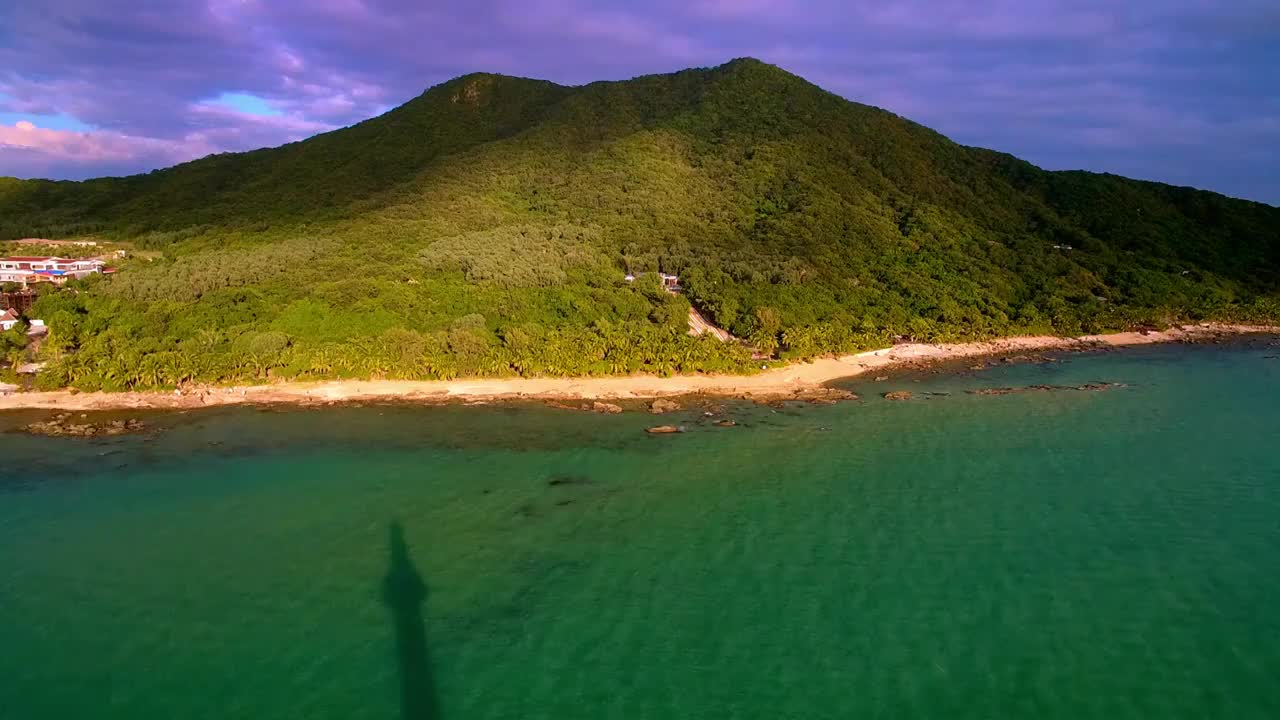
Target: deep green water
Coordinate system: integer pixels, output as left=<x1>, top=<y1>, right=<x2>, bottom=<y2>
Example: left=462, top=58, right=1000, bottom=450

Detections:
left=2, top=342, right=1279, bottom=719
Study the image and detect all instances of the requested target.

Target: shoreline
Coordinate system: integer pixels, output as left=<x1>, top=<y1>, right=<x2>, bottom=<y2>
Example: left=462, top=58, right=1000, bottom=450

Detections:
left=1, top=323, right=1275, bottom=412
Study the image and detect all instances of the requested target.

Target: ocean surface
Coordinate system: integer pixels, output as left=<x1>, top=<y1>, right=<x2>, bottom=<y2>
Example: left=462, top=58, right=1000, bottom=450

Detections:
left=2, top=341, right=1279, bottom=719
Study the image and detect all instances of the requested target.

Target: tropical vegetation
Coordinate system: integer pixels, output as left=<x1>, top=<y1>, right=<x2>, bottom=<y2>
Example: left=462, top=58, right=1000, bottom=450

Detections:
left=0, top=58, right=1276, bottom=391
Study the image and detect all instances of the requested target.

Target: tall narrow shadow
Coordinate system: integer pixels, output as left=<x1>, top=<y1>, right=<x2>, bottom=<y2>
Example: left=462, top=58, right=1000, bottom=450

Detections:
left=382, top=521, right=441, bottom=720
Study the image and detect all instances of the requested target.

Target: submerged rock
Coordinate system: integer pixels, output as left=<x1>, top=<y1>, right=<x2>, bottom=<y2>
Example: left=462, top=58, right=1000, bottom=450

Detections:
left=22, top=417, right=146, bottom=437
left=967, top=383, right=1124, bottom=396
left=646, top=425, right=684, bottom=434
left=714, top=419, right=737, bottom=428
left=1001, top=354, right=1056, bottom=365
left=649, top=398, right=682, bottom=414
left=790, top=387, right=858, bottom=404
left=883, top=391, right=914, bottom=401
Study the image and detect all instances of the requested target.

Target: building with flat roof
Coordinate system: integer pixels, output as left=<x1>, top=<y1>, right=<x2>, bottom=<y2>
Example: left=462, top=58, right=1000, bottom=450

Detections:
left=0, top=256, right=105, bottom=286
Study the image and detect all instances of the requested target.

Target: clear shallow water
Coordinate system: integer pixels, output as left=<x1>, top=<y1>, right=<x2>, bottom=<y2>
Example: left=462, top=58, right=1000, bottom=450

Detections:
left=2, top=342, right=1279, bottom=719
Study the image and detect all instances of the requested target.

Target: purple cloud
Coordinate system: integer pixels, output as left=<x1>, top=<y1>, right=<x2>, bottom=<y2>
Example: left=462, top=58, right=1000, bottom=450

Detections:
left=0, top=0, right=1276, bottom=203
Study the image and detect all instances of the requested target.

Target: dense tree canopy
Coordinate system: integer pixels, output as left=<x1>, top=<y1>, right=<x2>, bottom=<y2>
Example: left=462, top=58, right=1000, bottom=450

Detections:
left=1, top=59, right=1276, bottom=390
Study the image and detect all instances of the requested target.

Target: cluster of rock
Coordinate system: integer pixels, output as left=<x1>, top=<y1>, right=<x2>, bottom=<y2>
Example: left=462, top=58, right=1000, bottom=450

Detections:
left=967, top=383, right=1123, bottom=396
left=556, top=388, right=862, bottom=415
left=1004, top=354, right=1059, bottom=365
left=546, top=400, right=627, bottom=414
left=23, top=414, right=146, bottom=437
left=793, top=387, right=858, bottom=405
left=880, top=382, right=1123, bottom=401
left=752, top=387, right=858, bottom=407
left=649, top=398, right=681, bottom=414
left=546, top=387, right=863, bottom=435
left=967, top=354, right=1060, bottom=372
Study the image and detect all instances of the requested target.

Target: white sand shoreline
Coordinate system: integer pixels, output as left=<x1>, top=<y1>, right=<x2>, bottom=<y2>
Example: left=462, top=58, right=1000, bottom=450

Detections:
left=1, top=323, right=1274, bottom=412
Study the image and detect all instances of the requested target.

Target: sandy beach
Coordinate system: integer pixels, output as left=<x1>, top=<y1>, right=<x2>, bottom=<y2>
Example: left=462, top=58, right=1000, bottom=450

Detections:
left=0, top=323, right=1274, bottom=412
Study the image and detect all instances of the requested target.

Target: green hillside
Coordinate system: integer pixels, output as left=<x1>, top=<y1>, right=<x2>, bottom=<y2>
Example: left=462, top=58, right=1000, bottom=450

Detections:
left=2, top=58, right=1277, bottom=391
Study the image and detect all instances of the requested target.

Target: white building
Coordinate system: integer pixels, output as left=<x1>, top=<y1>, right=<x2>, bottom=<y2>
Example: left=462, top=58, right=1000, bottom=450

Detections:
left=0, top=256, right=106, bottom=286
left=624, top=271, right=682, bottom=292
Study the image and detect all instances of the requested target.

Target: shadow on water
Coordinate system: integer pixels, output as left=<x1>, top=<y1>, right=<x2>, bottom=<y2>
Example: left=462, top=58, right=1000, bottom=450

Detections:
left=382, top=520, right=441, bottom=720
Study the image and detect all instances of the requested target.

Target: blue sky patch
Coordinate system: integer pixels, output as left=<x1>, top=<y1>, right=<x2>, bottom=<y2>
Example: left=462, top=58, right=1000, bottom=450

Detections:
left=207, top=92, right=281, bottom=117
left=0, top=94, right=94, bottom=132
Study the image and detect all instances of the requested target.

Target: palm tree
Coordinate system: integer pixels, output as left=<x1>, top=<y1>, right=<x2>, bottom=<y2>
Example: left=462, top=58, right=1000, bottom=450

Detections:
left=139, top=357, right=163, bottom=388
left=309, top=349, right=335, bottom=377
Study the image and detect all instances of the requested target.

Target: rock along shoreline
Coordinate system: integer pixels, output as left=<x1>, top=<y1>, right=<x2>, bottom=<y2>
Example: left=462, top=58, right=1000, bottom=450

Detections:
left=0, top=323, right=1274, bottom=413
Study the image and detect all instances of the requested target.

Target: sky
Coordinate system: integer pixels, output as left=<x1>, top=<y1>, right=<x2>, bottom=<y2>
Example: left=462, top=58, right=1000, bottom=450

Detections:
left=0, top=1, right=1277, bottom=205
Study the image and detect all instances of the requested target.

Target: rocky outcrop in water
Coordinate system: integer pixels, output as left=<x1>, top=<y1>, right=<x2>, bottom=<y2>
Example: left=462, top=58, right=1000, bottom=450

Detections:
left=738, top=387, right=857, bottom=406
left=792, top=388, right=858, bottom=405
left=649, top=398, right=682, bottom=414
left=968, top=387, right=1030, bottom=396
left=1001, top=354, right=1058, bottom=365
left=22, top=414, right=146, bottom=437
left=545, top=400, right=625, bottom=413
left=646, top=425, right=684, bottom=434
left=967, top=383, right=1124, bottom=396
left=883, top=391, right=914, bottom=401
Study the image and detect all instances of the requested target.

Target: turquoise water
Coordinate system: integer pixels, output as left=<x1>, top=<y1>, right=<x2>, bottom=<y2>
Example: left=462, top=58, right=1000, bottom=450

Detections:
left=2, top=342, right=1279, bottom=719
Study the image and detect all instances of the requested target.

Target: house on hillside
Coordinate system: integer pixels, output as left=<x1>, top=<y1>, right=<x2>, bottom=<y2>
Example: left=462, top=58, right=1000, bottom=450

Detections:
left=0, top=309, right=19, bottom=331
left=0, top=256, right=106, bottom=286
left=0, top=269, right=34, bottom=285
left=623, top=271, right=682, bottom=293
left=0, top=310, right=48, bottom=336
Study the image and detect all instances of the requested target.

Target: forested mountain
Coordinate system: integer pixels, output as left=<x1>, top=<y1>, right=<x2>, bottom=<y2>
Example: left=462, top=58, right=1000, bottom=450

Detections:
left=2, top=58, right=1277, bottom=390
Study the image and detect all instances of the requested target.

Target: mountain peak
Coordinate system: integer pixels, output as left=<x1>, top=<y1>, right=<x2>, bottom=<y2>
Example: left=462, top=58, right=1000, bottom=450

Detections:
left=720, top=56, right=769, bottom=68
left=714, top=56, right=790, bottom=77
